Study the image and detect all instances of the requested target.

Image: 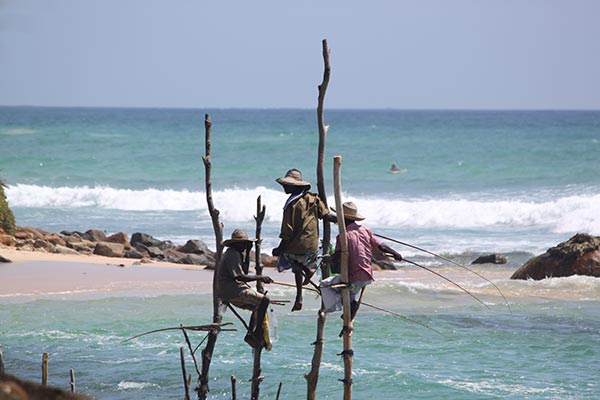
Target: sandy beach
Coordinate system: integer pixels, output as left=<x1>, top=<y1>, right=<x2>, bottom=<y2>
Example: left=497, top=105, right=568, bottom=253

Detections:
left=0, top=246, right=296, bottom=298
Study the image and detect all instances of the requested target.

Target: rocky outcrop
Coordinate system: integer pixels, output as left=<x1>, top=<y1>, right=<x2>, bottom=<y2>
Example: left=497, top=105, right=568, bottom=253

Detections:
left=471, top=254, right=507, bottom=265
left=2, top=227, right=217, bottom=268
left=0, top=372, right=94, bottom=400
left=511, top=233, right=600, bottom=280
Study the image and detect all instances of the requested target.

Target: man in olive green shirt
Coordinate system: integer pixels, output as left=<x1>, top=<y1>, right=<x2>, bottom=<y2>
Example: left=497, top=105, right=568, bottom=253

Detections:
left=272, top=169, right=334, bottom=311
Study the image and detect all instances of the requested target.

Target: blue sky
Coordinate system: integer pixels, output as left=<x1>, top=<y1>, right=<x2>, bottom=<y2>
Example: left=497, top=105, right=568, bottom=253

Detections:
left=1, top=0, right=599, bottom=109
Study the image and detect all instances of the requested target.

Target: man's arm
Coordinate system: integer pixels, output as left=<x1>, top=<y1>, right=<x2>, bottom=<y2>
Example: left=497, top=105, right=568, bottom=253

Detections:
left=235, top=274, right=274, bottom=284
left=378, top=243, right=403, bottom=261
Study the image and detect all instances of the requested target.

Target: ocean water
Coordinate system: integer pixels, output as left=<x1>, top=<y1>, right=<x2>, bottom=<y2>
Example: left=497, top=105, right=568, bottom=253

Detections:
left=1, top=107, right=600, bottom=398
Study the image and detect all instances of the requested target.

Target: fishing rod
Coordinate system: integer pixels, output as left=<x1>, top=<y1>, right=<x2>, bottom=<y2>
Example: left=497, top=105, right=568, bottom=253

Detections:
left=121, top=323, right=236, bottom=343
left=402, top=258, right=491, bottom=310
left=270, top=280, right=442, bottom=334
left=374, top=233, right=512, bottom=313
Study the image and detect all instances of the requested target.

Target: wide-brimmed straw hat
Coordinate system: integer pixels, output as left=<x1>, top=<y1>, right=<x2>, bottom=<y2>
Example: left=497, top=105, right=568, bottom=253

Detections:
left=330, top=201, right=365, bottom=221
left=275, top=169, right=311, bottom=187
left=222, top=229, right=257, bottom=246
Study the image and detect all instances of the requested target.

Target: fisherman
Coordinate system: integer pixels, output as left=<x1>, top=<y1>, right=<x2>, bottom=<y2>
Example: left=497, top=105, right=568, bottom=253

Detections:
left=322, top=201, right=403, bottom=322
left=272, top=168, right=335, bottom=311
left=216, top=229, right=273, bottom=349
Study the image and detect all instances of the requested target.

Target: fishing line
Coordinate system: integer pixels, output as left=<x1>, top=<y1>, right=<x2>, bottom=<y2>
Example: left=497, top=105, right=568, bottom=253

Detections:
left=270, top=280, right=441, bottom=334
left=375, top=233, right=512, bottom=313
left=402, top=258, right=491, bottom=310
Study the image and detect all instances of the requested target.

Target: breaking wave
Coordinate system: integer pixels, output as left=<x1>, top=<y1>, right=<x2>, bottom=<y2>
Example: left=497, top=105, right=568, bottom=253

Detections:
left=6, top=184, right=600, bottom=233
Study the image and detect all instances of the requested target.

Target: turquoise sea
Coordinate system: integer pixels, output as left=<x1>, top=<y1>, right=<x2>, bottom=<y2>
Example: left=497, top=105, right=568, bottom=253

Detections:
left=1, top=107, right=600, bottom=398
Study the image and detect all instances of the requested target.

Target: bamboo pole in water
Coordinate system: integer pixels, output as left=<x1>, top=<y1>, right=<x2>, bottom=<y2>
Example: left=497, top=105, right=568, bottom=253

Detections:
left=70, top=368, right=76, bottom=393
left=306, top=38, right=331, bottom=400
left=333, top=155, right=353, bottom=399
left=316, top=38, right=332, bottom=278
left=42, top=352, right=48, bottom=386
left=251, top=196, right=267, bottom=400
left=231, top=375, right=237, bottom=400
left=180, top=347, right=191, bottom=400
left=198, top=113, right=225, bottom=399
left=0, top=344, right=4, bottom=375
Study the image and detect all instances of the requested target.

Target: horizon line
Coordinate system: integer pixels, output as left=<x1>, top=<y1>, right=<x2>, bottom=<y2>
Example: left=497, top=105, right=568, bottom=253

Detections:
left=1, top=104, right=600, bottom=112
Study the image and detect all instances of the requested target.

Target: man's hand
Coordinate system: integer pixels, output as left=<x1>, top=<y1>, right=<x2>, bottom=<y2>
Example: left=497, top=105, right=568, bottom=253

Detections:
left=393, top=253, right=403, bottom=262
left=272, top=247, right=281, bottom=256
left=261, top=276, right=274, bottom=284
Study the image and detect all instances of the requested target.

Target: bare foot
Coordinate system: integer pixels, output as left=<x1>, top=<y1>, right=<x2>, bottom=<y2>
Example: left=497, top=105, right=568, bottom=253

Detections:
left=291, top=301, right=302, bottom=311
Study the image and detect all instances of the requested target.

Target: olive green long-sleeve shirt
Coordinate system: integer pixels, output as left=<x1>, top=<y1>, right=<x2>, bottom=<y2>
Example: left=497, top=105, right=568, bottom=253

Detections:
left=279, top=192, right=329, bottom=254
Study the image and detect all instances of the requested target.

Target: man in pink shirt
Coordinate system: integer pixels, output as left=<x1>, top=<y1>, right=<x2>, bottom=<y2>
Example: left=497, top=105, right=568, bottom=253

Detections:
left=325, top=202, right=403, bottom=320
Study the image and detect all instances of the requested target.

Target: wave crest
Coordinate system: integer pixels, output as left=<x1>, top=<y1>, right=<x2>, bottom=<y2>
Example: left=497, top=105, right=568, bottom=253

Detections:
left=6, top=184, right=600, bottom=233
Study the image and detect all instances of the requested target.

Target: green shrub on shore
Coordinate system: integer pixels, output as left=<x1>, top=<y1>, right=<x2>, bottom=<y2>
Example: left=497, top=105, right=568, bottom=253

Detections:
left=0, top=177, right=16, bottom=236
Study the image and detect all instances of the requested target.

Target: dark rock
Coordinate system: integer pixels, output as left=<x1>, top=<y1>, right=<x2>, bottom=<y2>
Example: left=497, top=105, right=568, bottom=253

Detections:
left=0, top=372, right=94, bottom=399
left=66, top=238, right=95, bottom=254
left=33, top=239, right=54, bottom=252
left=123, top=248, right=144, bottom=259
left=44, top=233, right=67, bottom=247
left=471, top=254, right=507, bottom=265
left=511, top=233, right=600, bottom=280
left=0, top=254, right=12, bottom=263
left=130, top=232, right=163, bottom=248
left=180, top=253, right=212, bottom=266
left=14, top=226, right=49, bottom=241
left=94, top=242, right=125, bottom=258
left=163, top=248, right=186, bottom=263
left=144, top=246, right=165, bottom=259
left=53, top=244, right=79, bottom=255
left=178, top=239, right=214, bottom=257
left=105, top=232, right=130, bottom=249
left=81, top=229, right=107, bottom=242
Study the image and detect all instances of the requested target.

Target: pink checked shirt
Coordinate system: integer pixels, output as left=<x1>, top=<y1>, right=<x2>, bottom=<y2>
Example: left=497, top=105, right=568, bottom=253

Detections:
left=335, top=222, right=381, bottom=283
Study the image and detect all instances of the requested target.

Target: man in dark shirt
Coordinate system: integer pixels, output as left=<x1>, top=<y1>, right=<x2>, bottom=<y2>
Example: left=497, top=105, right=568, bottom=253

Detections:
left=272, top=168, right=334, bottom=311
left=216, top=229, right=273, bottom=349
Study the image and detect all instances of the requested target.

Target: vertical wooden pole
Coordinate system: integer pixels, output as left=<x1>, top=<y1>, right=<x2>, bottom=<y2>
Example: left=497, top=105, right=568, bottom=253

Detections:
left=199, top=113, right=225, bottom=399
left=316, top=38, right=332, bottom=278
left=306, top=38, right=331, bottom=400
left=181, top=347, right=191, bottom=400
left=254, top=195, right=266, bottom=293
left=41, top=352, right=49, bottom=386
left=0, top=344, right=4, bottom=375
left=231, top=375, right=237, bottom=400
left=333, top=155, right=352, bottom=399
left=70, top=368, right=76, bottom=392
left=251, top=195, right=267, bottom=400
left=276, top=382, right=283, bottom=400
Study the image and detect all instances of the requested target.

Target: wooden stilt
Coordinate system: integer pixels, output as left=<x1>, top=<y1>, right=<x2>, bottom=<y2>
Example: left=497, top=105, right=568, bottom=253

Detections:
left=251, top=195, right=267, bottom=400
left=181, top=347, right=191, bottom=400
left=276, top=381, right=283, bottom=400
left=306, top=38, right=332, bottom=400
left=333, top=155, right=353, bottom=400
left=231, top=375, right=237, bottom=400
left=198, top=113, right=225, bottom=400
left=70, top=368, right=76, bottom=392
left=41, top=352, right=49, bottom=386
left=0, top=344, right=4, bottom=375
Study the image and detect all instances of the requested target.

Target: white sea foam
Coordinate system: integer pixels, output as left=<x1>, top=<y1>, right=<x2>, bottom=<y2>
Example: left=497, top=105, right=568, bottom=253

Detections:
left=7, top=184, right=600, bottom=234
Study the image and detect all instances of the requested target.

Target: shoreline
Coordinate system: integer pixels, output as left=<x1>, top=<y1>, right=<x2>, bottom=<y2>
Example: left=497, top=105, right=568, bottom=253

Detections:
left=0, top=246, right=300, bottom=298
